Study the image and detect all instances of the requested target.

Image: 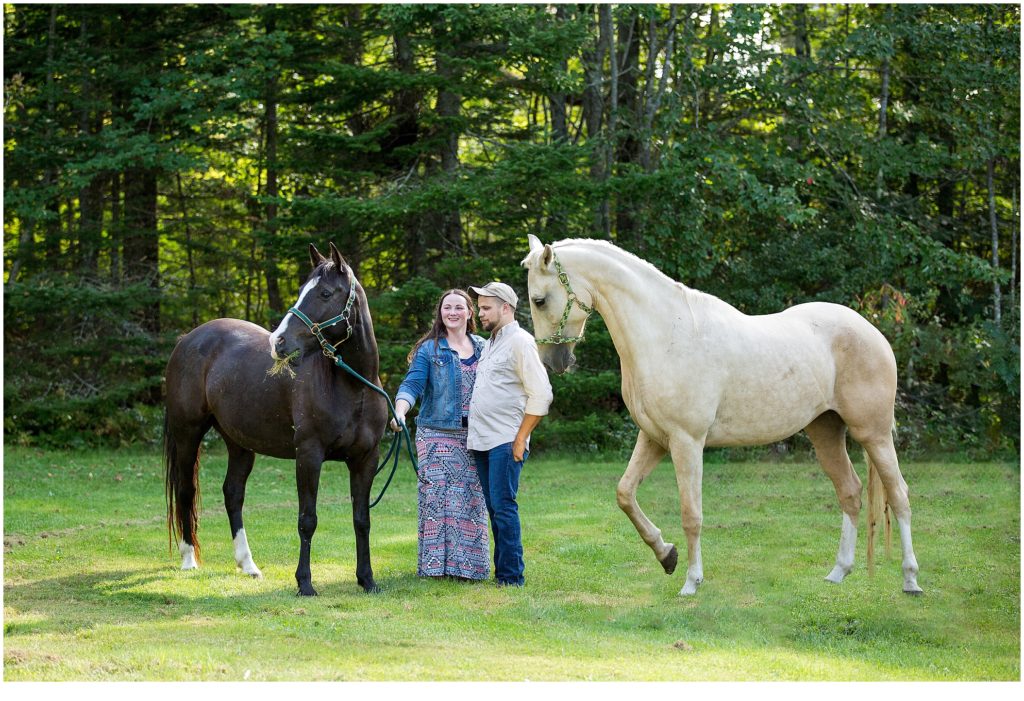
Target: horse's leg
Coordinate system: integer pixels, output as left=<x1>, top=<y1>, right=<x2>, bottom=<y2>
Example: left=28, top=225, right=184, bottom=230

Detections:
left=617, top=431, right=676, bottom=573
left=668, top=433, right=706, bottom=596
left=223, top=440, right=262, bottom=579
left=294, top=444, right=325, bottom=597
left=347, top=448, right=380, bottom=593
left=805, top=411, right=862, bottom=584
left=852, top=430, right=923, bottom=595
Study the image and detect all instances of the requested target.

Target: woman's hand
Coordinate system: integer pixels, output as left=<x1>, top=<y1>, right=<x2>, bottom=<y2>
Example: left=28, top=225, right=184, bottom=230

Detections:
left=390, top=399, right=411, bottom=432
left=390, top=413, right=406, bottom=432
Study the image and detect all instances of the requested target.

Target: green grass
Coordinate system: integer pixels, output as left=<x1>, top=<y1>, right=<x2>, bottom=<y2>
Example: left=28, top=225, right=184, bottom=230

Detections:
left=3, top=445, right=1019, bottom=680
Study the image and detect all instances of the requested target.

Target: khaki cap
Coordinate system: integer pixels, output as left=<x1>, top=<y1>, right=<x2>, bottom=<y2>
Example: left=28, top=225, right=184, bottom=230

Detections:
left=470, top=281, right=518, bottom=308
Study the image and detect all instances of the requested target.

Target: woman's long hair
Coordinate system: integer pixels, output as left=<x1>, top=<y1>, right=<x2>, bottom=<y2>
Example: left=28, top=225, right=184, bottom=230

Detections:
left=407, top=289, right=477, bottom=364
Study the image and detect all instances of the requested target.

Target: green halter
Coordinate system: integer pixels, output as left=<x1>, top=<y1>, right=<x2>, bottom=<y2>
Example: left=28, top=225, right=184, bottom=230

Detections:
left=287, top=282, right=358, bottom=360
left=534, top=252, right=594, bottom=345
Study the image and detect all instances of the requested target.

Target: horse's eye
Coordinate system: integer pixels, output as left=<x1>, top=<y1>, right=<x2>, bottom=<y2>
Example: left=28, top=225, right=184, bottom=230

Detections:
left=533, top=297, right=546, bottom=308
left=320, top=288, right=334, bottom=299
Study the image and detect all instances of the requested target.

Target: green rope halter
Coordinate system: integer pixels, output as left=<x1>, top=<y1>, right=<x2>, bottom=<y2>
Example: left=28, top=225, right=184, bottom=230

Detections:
left=534, top=252, right=594, bottom=345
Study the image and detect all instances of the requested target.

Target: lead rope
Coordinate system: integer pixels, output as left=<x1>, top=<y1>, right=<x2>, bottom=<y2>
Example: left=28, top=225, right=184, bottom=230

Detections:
left=332, top=353, right=421, bottom=508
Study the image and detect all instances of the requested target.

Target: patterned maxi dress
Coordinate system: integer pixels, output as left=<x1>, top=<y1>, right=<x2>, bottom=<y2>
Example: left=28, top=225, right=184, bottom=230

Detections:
left=415, top=355, right=490, bottom=579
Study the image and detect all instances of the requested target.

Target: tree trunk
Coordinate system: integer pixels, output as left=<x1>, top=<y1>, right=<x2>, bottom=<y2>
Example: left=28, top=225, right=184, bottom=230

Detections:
left=431, top=19, right=464, bottom=258
left=176, top=172, right=199, bottom=328
left=77, top=12, right=104, bottom=276
left=42, top=4, right=62, bottom=264
left=261, top=14, right=283, bottom=315
left=582, top=5, right=609, bottom=237
left=876, top=53, right=890, bottom=198
left=548, top=6, right=568, bottom=144
left=615, top=7, right=641, bottom=247
left=394, top=25, right=425, bottom=280
left=122, top=165, right=160, bottom=334
left=109, top=172, right=122, bottom=284
left=987, top=158, right=1001, bottom=324
left=1012, top=185, right=1018, bottom=309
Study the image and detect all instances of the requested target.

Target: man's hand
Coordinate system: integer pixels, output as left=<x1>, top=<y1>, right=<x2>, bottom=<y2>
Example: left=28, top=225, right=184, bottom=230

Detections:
left=512, top=414, right=542, bottom=462
left=512, top=436, right=527, bottom=462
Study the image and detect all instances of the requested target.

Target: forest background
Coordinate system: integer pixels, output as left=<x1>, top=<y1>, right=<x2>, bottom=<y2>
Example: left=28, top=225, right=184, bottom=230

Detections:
left=3, top=4, right=1020, bottom=457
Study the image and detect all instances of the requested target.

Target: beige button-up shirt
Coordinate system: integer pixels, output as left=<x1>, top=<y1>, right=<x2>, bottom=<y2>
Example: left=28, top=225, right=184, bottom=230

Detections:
left=467, top=320, right=553, bottom=452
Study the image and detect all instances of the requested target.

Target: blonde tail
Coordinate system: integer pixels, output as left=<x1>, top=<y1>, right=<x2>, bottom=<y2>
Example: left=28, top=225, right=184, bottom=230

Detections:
left=865, top=450, right=892, bottom=575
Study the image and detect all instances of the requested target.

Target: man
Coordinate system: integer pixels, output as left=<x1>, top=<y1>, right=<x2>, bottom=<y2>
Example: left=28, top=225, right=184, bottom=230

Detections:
left=467, top=281, right=553, bottom=588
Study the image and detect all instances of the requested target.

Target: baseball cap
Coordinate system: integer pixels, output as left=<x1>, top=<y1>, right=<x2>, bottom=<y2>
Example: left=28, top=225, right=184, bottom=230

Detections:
left=469, top=281, right=518, bottom=308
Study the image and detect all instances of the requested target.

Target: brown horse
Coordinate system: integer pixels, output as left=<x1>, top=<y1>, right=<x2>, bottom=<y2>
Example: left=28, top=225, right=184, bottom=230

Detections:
left=164, top=243, right=387, bottom=595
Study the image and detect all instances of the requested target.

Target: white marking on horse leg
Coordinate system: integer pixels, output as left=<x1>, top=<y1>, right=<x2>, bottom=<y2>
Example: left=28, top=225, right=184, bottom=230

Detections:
left=269, top=275, right=320, bottom=358
left=825, top=513, right=857, bottom=583
left=894, top=514, right=922, bottom=594
left=679, top=541, right=703, bottom=596
left=179, top=541, right=198, bottom=570
left=233, top=528, right=263, bottom=579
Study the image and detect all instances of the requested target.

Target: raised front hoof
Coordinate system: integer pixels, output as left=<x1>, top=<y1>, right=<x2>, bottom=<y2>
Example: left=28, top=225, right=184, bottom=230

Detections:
left=660, top=545, right=678, bottom=575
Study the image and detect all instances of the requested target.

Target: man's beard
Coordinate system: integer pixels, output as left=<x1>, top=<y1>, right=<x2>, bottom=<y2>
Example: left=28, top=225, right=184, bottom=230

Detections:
left=481, top=317, right=495, bottom=331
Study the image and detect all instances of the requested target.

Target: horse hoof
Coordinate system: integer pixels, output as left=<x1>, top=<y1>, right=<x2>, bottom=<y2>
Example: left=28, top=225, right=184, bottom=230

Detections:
left=296, top=585, right=318, bottom=597
left=660, top=546, right=678, bottom=575
left=363, top=584, right=382, bottom=594
left=824, top=565, right=849, bottom=584
left=903, top=585, right=924, bottom=596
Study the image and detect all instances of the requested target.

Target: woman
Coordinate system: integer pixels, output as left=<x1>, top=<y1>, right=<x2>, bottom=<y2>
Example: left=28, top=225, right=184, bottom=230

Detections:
left=394, top=289, right=489, bottom=580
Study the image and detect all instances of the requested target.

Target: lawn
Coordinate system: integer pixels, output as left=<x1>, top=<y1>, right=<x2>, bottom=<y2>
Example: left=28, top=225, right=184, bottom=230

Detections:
left=2, top=445, right=1019, bottom=681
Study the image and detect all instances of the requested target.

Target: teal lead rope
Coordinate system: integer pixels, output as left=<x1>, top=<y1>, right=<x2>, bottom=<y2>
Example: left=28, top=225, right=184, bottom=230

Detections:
left=332, top=353, right=420, bottom=508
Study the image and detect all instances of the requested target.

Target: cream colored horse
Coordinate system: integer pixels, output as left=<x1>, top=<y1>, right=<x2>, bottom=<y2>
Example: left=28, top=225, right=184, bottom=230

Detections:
left=523, top=236, right=922, bottom=596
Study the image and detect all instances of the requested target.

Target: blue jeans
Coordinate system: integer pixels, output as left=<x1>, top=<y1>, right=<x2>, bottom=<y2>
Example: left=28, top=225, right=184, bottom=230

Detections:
left=472, top=443, right=527, bottom=585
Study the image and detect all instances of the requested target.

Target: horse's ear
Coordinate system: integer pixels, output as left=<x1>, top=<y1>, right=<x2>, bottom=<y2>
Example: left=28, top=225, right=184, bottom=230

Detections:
left=528, top=234, right=543, bottom=254
left=309, top=243, right=326, bottom=268
left=329, top=242, right=348, bottom=271
left=542, top=244, right=554, bottom=269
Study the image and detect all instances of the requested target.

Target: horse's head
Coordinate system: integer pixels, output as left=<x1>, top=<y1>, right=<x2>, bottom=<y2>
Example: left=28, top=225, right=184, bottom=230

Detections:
left=269, top=243, right=361, bottom=364
left=521, top=234, right=594, bottom=375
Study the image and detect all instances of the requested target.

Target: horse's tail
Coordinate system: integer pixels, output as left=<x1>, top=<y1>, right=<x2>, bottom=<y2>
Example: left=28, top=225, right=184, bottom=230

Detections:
left=164, top=411, right=202, bottom=564
left=864, top=439, right=893, bottom=575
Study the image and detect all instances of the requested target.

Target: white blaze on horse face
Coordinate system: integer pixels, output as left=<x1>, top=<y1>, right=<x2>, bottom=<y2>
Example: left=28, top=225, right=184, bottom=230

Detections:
left=233, top=528, right=263, bottom=579
left=269, top=275, right=321, bottom=359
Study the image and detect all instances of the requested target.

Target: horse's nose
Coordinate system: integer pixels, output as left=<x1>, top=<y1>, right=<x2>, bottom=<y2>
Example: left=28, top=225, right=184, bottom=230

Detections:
left=270, top=334, right=287, bottom=359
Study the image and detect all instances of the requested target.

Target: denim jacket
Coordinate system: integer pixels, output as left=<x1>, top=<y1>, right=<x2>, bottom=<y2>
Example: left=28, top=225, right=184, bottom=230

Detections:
left=396, top=335, right=486, bottom=430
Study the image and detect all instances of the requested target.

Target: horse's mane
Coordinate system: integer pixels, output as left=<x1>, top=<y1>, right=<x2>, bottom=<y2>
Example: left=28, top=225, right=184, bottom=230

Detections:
left=525, top=237, right=718, bottom=310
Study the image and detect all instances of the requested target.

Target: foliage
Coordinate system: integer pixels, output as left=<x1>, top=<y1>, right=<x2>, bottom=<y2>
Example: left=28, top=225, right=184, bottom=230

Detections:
left=3, top=4, right=1019, bottom=456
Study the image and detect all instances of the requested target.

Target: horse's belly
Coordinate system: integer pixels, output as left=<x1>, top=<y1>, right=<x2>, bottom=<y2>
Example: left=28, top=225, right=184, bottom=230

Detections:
left=706, top=367, right=832, bottom=446
left=205, top=366, right=298, bottom=455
